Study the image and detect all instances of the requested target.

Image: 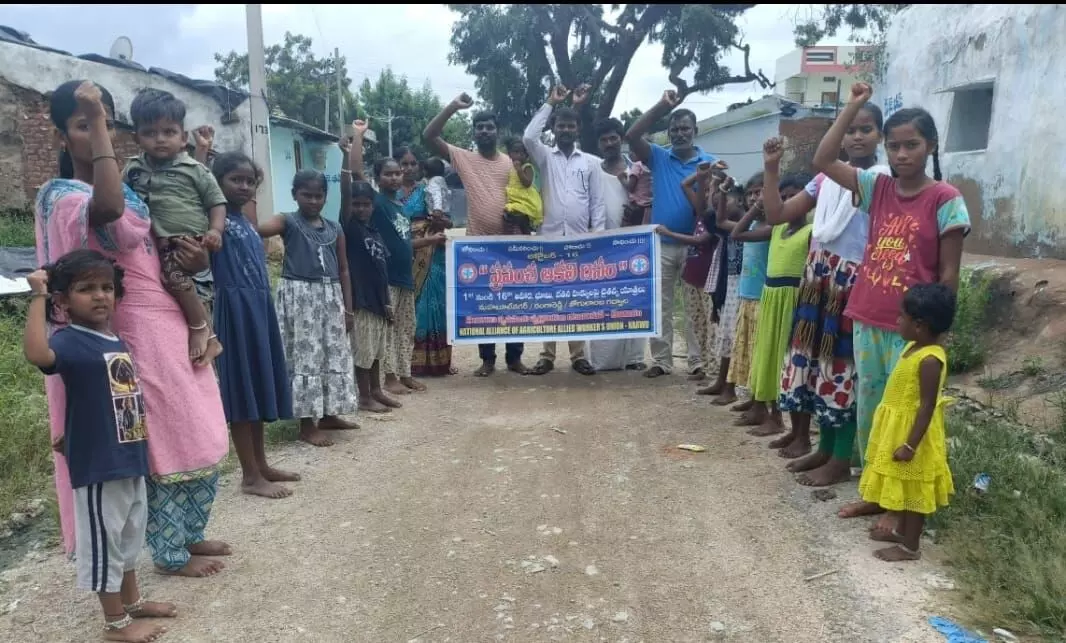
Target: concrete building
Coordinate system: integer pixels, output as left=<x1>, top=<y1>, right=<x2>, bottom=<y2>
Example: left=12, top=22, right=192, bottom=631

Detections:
left=268, top=115, right=344, bottom=221
left=775, top=45, right=873, bottom=108
left=878, top=4, right=1066, bottom=259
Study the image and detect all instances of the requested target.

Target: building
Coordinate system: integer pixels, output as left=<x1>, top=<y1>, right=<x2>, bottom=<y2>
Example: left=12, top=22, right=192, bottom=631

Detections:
left=268, top=114, right=344, bottom=221
left=774, top=45, right=873, bottom=108
left=653, top=95, right=837, bottom=184
left=878, top=4, right=1065, bottom=259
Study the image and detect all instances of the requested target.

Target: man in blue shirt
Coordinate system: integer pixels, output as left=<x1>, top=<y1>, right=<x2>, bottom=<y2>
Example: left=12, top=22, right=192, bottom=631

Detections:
left=625, top=89, right=719, bottom=378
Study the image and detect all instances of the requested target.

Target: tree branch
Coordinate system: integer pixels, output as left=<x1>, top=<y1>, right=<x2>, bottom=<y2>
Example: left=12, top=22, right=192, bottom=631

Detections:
left=576, top=4, right=623, bottom=38
left=672, top=41, right=774, bottom=99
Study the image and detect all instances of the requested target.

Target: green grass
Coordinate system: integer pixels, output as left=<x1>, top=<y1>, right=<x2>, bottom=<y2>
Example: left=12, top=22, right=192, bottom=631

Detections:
left=946, top=268, right=994, bottom=374
left=932, top=404, right=1066, bottom=637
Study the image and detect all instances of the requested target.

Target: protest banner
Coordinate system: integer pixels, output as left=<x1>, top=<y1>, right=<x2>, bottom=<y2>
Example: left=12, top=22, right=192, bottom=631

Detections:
left=446, top=226, right=662, bottom=345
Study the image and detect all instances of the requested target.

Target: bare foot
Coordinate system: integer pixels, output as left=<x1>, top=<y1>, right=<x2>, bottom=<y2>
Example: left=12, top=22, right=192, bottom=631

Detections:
left=768, top=432, right=795, bottom=449
left=696, top=382, right=724, bottom=396
left=401, top=376, right=427, bottom=392
left=748, top=418, right=785, bottom=437
left=731, top=399, right=754, bottom=413
left=155, top=556, right=224, bottom=578
left=104, top=620, right=167, bottom=642
left=735, top=410, right=765, bottom=427
left=372, top=390, right=402, bottom=409
left=787, top=451, right=829, bottom=473
left=299, top=426, right=335, bottom=447
left=778, top=437, right=812, bottom=459
left=187, top=540, right=232, bottom=557
left=795, top=459, right=851, bottom=486
left=195, top=336, right=223, bottom=367
left=869, top=527, right=903, bottom=543
left=126, top=600, right=178, bottom=618
left=319, top=415, right=360, bottom=431
left=187, top=325, right=209, bottom=363
left=711, top=393, right=738, bottom=406
left=838, top=501, right=884, bottom=519
left=241, top=477, right=292, bottom=499
left=870, top=513, right=898, bottom=534
left=359, top=399, right=392, bottom=414
left=687, top=369, right=706, bottom=382
left=261, top=466, right=300, bottom=482
left=384, top=380, right=410, bottom=396
left=874, top=545, right=921, bottom=562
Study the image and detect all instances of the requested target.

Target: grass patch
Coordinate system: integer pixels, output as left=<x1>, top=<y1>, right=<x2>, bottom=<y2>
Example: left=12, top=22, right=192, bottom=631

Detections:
left=932, top=404, right=1066, bottom=637
left=0, top=206, right=36, bottom=247
left=946, top=269, right=994, bottom=374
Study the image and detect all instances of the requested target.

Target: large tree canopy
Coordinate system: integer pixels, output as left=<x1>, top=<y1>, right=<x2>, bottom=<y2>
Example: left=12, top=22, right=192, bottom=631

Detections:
left=214, top=32, right=356, bottom=131
left=446, top=4, right=773, bottom=151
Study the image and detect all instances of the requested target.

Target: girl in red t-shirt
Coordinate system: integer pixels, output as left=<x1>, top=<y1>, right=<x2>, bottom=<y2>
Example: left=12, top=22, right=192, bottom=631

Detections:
left=811, top=83, right=970, bottom=536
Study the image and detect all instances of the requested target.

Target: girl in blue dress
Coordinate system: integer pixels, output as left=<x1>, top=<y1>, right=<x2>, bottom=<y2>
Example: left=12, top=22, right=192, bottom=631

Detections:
left=210, top=152, right=298, bottom=499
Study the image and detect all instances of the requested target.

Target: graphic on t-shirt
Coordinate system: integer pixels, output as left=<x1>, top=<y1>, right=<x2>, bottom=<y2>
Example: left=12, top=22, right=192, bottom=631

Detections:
left=864, top=212, right=918, bottom=294
left=105, top=352, right=147, bottom=443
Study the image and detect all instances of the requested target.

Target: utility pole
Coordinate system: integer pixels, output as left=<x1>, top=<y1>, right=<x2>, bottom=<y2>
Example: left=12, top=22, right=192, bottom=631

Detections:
left=245, top=4, right=273, bottom=218
left=335, top=47, right=344, bottom=136
left=387, top=108, right=393, bottom=158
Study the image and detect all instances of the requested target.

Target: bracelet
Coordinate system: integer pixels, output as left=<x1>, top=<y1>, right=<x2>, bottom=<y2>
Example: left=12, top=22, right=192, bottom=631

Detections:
left=29, top=292, right=49, bottom=299
left=901, top=443, right=915, bottom=453
left=92, top=154, right=118, bottom=163
left=189, top=321, right=208, bottom=331
left=340, top=169, right=353, bottom=175
left=344, top=311, right=355, bottom=317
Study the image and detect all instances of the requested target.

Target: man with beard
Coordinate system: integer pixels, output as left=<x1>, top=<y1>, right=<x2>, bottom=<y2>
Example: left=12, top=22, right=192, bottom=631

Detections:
left=522, top=84, right=605, bottom=377
left=425, top=93, right=531, bottom=377
left=624, top=90, right=720, bottom=379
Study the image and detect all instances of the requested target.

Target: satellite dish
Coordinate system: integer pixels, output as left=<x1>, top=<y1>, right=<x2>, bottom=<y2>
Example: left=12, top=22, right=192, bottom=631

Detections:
left=109, top=36, right=133, bottom=62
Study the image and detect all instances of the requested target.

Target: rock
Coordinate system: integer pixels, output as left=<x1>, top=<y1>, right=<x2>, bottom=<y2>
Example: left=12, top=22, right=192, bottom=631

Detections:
left=543, top=555, right=560, bottom=567
left=552, top=527, right=562, bottom=535
left=582, top=618, right=596, bottom=630
left=537, top=524, right=548, bottom=531
left=12, top=613, right=35, bottom=625
left=612, top=611, right=629, bottom=623
left=585, top=565, right=600, bottom=576
left=923, top=572, right=956, bottom=591
left=526, top=564, right=547, bottom=574
left=710, top=621, right=726, bottom=633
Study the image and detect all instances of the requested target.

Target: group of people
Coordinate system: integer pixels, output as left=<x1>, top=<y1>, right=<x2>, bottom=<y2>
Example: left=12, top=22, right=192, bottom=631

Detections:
left=25, top=70, right=966, bottom=641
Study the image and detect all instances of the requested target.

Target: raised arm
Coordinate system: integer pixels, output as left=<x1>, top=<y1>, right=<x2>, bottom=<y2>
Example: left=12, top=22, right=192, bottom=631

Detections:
left=336, top=228, right=354, bottom=332
left=73, top=82, right=125, bottom=226
left=22, top=271, right=56, bottom=369
left=731, top=202, right=773, bottom=242
left=812, top=83, right=871, bottom=193
left=192, top=125, right=215, bottom=166
left=338, top=136, right=352, bottom=223
left=524, top=85, right=569, bottom=167
left=624, top=90, right=681, bottom=165
left=762, top=137, right=817, bottom=226
left=423, top=93, right=474, bottom=160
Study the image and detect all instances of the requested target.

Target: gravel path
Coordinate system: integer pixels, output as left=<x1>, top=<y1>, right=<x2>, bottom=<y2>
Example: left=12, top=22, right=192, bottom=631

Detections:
left=0, top=346, right=948, bottom=642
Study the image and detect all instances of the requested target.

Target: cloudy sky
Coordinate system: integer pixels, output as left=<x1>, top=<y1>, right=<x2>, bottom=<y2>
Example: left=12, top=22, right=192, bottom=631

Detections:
left=4, top=4, right=839, bottom=121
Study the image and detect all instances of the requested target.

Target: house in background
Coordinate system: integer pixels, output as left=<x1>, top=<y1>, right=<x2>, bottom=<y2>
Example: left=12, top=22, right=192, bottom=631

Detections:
left=268, top=114, right=344, bottom=221
left=775, top=45, right=873, bottom=108
left=878, top=4, right=1066, bottom=259
left=653, top=95, right=837, bottom=184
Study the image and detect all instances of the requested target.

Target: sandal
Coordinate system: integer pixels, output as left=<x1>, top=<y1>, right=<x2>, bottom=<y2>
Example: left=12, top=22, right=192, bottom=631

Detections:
left=474, top=362, right=495, bottom=377
left=643, top=366, right=667, bottom=378
left=530, top=359, right=554, bottom=376
left=572, top=359, right=596, bottom=376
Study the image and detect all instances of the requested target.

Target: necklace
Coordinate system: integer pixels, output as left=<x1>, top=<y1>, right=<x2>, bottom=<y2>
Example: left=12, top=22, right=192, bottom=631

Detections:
left=290, top=213, right=337, bottom=272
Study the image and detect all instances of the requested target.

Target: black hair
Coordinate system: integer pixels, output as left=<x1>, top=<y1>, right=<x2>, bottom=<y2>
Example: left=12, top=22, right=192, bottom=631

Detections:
left=594, top=117, right=625, bottom=139
left=422, top=157, right=446, bottom=178
left=42, top=249, right=125, bottom=324
left=859, top=102, right=885, bottom=133
left=129, top=88, right=186, bottom=130
left=291, top=169, right=327, bottom=193
left=884, top=107, right=941, bottom=181
left=393, top=146, right=420, bottom=163
left=373, top=156, right=401, bottom=180
left=902, top=282, right=957, bottom=336
left=48, top=80, right=118, bottom=180
left=669, top=108, right=698, bottom=130
left=471, top=111, right=497, bottom=128
left=744, top=171, right=765, bottom=192
left=503, top=136, right=525, bottom=154
left=552, top=106, right=580, bottom=126
left=779, top=172, right=813, bottom=192
left=211, top=151, right=262, bottom=185
left=349, top=180, right=376, bottom=200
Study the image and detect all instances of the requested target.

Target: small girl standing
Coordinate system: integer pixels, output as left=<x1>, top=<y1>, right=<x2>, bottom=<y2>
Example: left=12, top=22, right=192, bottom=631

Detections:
left=503, top=138, right=543, bottom=235
left=858, top=283, right=956, bottom=562
left=210, top=152, right=298, bottom=498
left=736, top=173, right=813, bottom=437
left=258, top=170, right=359, bottom=448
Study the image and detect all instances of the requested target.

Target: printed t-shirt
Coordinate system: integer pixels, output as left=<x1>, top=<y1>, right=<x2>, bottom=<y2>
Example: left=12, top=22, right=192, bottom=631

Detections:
left=344, top=217, right=391, bottom=317
left=372, top=193, right=415, bottom=290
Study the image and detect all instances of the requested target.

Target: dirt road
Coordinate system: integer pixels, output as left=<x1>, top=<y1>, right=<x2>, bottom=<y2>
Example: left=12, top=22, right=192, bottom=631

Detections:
left=0, top=347, right=947, bottom=642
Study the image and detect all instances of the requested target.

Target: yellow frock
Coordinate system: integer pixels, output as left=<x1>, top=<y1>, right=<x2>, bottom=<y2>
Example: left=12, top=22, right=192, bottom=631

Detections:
left=858, top=342, right=955, bottom=514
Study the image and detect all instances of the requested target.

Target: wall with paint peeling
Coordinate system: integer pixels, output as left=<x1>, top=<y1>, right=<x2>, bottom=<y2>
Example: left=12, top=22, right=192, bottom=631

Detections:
left=879, top=4, right=1066, bottom=258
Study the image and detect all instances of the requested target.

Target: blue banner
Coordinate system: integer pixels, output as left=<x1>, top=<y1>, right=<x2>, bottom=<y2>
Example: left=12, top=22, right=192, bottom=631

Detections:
left=446, top=226, right=662, bottom=345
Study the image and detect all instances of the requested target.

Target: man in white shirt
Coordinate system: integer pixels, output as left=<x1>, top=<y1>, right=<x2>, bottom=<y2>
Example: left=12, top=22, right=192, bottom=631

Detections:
left=523, top=84, right=606, bottom=377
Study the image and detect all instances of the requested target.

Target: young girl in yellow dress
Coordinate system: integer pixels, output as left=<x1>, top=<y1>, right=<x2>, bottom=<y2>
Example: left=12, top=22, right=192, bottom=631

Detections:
left=859, top=282, right=956, bottom=562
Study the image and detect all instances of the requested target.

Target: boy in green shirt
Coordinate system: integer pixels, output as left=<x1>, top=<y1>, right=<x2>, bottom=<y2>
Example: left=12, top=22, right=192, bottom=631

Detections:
left=124, top=89, right=226, bottom=365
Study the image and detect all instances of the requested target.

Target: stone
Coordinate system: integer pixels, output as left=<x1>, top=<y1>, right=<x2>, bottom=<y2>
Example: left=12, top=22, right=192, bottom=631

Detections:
left=612, top=611, right=629, bottom=623
left=710, top=621, right=726, bottom=632
left=585, top=565, right=600, bottom=576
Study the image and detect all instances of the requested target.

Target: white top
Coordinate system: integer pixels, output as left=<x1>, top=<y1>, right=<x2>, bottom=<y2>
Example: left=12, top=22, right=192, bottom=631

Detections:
left=523, top=103, right=606, bottom=237
left=600, top=165, right=628, bottom=230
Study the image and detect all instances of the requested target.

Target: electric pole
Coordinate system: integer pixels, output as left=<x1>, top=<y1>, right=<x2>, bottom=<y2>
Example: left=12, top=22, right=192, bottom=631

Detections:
left=245, top=4, right=273, bottom=217
left=387, top=108, right=393, bottom=158
left=335, top=47, right=344, bottom=136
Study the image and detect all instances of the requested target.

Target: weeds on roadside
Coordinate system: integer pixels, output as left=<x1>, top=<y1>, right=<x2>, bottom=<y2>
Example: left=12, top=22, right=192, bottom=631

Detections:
left=0, top=207, right=35, bottom=248
left=932, top=405, right=1066, bottom=636
left=946, top=269, right=993, bottom=374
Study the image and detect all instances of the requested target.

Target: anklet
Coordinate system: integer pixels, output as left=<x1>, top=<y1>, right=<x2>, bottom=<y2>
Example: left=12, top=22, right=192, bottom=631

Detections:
left=104, top=614, right=134, bottom=631
left=124, top=597, right=145, bottom=613
left=189, top=321, right=208, bottom=330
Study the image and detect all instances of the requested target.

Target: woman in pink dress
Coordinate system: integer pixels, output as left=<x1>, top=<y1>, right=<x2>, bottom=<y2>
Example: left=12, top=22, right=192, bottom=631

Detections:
left=35, top=80, right=231, bottom=578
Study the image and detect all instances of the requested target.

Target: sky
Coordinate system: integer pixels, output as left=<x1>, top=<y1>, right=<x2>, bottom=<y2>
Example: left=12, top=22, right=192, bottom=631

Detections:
left=3, top=4, right=839, bottom=122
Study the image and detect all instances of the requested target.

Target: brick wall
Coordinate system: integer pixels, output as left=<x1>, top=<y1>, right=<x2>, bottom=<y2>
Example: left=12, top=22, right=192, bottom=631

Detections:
left=778, top=116, right=832, bottom=177
left=1, top=79, right=140, bottom=209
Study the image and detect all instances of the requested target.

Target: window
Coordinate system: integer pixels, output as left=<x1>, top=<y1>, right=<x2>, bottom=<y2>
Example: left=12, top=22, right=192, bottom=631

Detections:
left=821, top=92, right=838, bottom=105
left=292, top=140, right=304, bottom=170
left=945, top=84, right=994, bottom=153
left=805, top=50, right=835, bottom=63
left=823, top=76, right=837, bottom=83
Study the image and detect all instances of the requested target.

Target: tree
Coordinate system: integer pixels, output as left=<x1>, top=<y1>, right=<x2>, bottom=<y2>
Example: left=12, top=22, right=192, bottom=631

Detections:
left=446, top=4, right=774, bottom=152
left=618, top=108, right=669, bottom=135
left=792, top=5, right=910, bottom=82
left=355, top=68, right=472, bottom=163
left=213, top=32, right=356, bottom=131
